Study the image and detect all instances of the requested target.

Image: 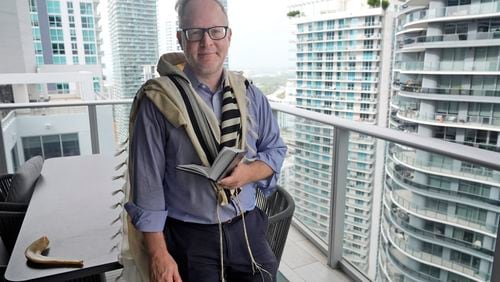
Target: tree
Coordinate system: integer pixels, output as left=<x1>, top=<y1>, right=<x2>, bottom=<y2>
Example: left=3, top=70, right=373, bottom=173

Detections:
left=367, top=0, right=390, bottom=10
left=287, top=10, right=300, bottom=18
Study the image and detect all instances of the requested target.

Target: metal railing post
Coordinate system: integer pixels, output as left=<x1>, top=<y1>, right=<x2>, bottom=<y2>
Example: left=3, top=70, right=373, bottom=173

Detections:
left=328, top=127, right=349, bottom=268
left=88, top=105, right=100, bottom=154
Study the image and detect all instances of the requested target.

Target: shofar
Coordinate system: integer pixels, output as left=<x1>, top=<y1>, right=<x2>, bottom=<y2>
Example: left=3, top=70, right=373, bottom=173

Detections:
left=25, top=236, right=84, bottom=267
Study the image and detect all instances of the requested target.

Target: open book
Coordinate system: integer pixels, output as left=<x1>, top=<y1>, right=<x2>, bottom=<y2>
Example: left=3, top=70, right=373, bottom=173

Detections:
left=176, top=147, right=246, bottom=181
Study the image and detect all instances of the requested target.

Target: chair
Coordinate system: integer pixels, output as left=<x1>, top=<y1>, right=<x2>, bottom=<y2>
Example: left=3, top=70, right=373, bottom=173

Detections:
left=0, top=156, right=44, bottom=254
left=256, top=186, right=295, bottom=266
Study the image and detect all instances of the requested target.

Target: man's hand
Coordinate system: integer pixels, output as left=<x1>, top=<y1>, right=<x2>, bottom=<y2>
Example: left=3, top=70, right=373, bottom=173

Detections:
left=144, top=232, right=182, bottom=282
left=149, top=251, right=182, bottom=282
left=218, top=160, right=273, bottom=190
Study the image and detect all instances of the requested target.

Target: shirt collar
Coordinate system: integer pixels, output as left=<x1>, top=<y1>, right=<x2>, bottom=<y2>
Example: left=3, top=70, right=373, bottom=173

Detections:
left=183, top=65, right=228, bottom=94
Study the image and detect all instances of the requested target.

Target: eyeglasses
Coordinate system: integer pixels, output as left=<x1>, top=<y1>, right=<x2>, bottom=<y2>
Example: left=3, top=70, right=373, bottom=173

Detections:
left=181, top=26, right=229, bottom=42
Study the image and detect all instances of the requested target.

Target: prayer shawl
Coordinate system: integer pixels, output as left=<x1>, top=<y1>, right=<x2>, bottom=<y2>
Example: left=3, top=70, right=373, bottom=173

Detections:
left=119, top=52, right=250, bottom=281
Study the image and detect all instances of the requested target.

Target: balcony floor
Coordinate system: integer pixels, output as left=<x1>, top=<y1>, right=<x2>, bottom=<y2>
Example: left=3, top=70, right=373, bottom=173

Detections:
left=279, top=226, right=353, bottom=282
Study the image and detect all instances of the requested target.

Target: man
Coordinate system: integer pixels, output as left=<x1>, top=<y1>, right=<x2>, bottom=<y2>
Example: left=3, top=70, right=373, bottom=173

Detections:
left=124, top=0, right=286, bottom=281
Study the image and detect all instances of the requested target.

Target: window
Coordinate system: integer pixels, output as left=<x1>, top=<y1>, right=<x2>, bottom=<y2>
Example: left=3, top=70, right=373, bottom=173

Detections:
left=46, top=0, right=61, bottom=14
left=30, top=14, right=39, bottom=27
left=49, top=29, right=64, bottom=42
left=419, top=263, right=440, bottom=278
left=82, top=30, right=95, bottom=42
left=29, top=0, right=37, bottom=12
left=455, top=204, right=487, bottom=223
left=422, top=242, right=443, bottom=256
left=70, top=29, right=77, bottom=41
left=80, top=2, right=93, bottom=15
left=52, top=55, right=66, bottom=64
left=450, top=250, right=480, bottom=270
left=81, top=16, right=94, bottom=29
left=48, top=15, right=62, bottom=27
left=425, top=198, right=448, bottom=213
left=22, top=134, right=80, bottom=161
left=458, top=180, right=491, bottom=198
left=71, top=43, right=78, bottom=55
left=68, top=15, right=75, bottom=28
left=83, top=43, right=96, bottom=55
left=428, top=175, right=451, bottom=190
left=85, top=56, right=97, bottom=64
left=32, top=28, right=41, bottom=41
left=52, top=43, right=65, bottom=54
left=436, top=101, right=459, bottom=114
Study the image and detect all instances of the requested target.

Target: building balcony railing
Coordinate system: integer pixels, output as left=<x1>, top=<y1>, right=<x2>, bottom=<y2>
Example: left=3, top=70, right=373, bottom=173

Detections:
left=296, top=56, right=380, bottom=63
left=386, top=157, right=500, bottom=207
left=391, top=147, right=499, bottom=184
left=398, top=31, right=500, bottom=49
left=396, top=109, right=500, bottom=130
left=401, top=1, right=500, bottom=28
left=297, top=33, right=382, bottom=43
left=1, top=100, right=500, bottom=282
left=397, top=83, right=500, bottom=97
left=383, top=215, right=491, bottom=281
left=381, top=227, right=442, bottom=282
left=398, top=61, right=500, bottom=73
left=296, top=22, right=383, bottom=34
left=383, top=205, right=495, bottom=256
left=389, top=187, right=497, bottom=236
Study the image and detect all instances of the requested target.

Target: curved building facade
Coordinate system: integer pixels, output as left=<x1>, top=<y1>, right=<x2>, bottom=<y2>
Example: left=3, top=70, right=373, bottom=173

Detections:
left=379, top=0, right=500, bottom=281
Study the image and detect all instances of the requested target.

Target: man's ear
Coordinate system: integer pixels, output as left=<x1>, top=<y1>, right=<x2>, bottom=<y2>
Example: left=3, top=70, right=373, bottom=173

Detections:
left=227, top=28, right=232, bottom=44
left=176, top=31, right=184, bottom=50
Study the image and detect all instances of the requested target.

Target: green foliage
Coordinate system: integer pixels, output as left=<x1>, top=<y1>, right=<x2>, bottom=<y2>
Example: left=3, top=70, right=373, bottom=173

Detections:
left=287, top=10, right=300, bottom=18
left=382, top=0, right=390, bottom=9
left=367, top=0, right=390, bottom=10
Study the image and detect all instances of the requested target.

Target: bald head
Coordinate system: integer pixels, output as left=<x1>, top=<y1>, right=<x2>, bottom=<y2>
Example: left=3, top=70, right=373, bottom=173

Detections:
left=175, top=0, right=228, bottom=28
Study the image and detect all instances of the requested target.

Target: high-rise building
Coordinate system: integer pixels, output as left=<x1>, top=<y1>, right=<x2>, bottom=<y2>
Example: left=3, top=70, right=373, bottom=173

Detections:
left=288, top=2, right=393, bottom=277
left=108, top=0, right=157, bottom=140
left=0, top=0, right=115, bottom=172
left=379, top=0, right=500, bottom=281
left=28, top=0, right=103, bottom=97
left=157, top=0, right=180, bottom=55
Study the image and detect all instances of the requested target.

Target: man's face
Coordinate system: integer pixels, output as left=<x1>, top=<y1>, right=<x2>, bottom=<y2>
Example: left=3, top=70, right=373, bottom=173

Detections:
left=177, top=0, right=231, bottom=78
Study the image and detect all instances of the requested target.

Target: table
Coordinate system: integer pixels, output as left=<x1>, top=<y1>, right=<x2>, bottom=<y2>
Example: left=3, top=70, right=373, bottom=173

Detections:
left=5, top=155, right=124, bottom=281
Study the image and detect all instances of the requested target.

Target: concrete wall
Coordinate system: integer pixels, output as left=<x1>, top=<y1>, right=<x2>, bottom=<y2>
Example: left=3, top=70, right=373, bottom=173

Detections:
left=0, top=0, right=36, bottom=74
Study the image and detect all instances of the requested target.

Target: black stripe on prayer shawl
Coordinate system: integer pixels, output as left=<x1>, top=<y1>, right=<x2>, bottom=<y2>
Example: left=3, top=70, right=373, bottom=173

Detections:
left=220, top=85, right=241, bottom=151
left=222, top=96, right=237, bottom=105
left=221, top=109, right=240, bottom=120
left=169, top=76, right=216, bottom=163
left=221, top=124, right=240, bottom=135
left=220, top=139, right=237, bottom=148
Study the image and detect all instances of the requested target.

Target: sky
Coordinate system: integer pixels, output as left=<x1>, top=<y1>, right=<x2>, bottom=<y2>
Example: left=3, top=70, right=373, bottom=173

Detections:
left=227, top=1, right=291, bottom=74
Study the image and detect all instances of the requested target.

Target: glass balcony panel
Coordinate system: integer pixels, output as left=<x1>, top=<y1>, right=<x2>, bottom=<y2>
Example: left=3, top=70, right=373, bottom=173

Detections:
left=275, top=112, right=333, bottom=246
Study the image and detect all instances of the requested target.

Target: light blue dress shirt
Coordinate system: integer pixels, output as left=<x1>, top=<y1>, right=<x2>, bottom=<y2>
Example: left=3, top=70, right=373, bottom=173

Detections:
left=125, top=67, right=287, bottom=232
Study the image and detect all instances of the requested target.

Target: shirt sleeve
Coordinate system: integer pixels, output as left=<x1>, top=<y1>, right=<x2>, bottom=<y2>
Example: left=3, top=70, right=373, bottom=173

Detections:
left=125, top=97, right=169, bottom=232
left=248, top=85, right=287, bottom=196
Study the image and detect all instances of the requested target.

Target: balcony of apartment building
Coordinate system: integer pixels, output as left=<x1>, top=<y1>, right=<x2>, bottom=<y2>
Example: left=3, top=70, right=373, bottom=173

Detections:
left=400, top=0, right=500, bottom=30
left=396, top=60, right=500, bottom=75
left=1, top=85, right=500, bottom=281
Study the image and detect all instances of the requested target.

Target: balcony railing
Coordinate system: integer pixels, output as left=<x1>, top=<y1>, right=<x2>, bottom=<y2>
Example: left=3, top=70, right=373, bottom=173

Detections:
left=401, top=1, right=500, bottom=27
left=397, top=83, right=500, bottom=97
left=398, top=61, right=500, bottom=72
left=1, top=101, right=500, bottom=282
left=398, top=31, right=500, bottom=48
left=397, top=110, right=500, bottom=130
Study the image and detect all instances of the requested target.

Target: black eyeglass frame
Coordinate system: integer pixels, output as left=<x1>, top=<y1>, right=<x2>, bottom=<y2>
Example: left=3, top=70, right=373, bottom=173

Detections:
left=180, top=26, right=229, bottom=42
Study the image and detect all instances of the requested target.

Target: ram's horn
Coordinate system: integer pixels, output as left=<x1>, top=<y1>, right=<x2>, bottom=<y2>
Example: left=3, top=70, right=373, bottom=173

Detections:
left=25, top=236, right=84, bottom=267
